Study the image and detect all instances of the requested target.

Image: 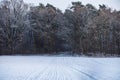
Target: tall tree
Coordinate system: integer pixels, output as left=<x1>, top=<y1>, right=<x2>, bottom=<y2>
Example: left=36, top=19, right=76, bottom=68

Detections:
left=0, top=0, right=29, bottom=54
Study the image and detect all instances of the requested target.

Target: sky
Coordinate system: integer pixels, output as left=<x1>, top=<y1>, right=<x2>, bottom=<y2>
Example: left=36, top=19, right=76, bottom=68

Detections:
left=1, top=0, right=120, bottom=11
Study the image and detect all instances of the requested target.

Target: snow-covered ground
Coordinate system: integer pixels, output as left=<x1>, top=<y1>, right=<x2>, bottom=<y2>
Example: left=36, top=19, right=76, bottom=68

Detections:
left=0, top=56, right=120, bottom=80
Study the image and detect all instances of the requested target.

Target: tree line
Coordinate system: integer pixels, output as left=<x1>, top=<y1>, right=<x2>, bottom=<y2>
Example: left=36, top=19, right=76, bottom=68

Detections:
left=0, top=0, right=120, bottom=56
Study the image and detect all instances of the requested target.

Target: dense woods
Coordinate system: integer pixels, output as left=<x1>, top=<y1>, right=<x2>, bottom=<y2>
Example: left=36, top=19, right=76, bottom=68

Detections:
left=0, top=0, right=120, bottom=56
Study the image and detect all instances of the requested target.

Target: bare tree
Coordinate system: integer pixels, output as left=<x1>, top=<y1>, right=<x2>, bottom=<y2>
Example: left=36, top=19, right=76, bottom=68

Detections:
left=0, top=0, right=29, bottom=54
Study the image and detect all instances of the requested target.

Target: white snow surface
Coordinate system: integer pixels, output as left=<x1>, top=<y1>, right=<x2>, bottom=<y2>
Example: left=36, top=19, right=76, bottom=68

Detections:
left=0, top=56, right=120, bottom=80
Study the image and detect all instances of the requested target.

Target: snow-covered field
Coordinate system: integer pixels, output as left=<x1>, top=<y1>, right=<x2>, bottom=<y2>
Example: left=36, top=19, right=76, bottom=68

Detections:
left=0, top=56, right=120, bottom=80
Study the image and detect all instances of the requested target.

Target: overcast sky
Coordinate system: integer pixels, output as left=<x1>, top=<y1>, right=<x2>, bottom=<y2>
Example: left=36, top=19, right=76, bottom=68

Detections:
left=1, top=0, right=120, bottom=11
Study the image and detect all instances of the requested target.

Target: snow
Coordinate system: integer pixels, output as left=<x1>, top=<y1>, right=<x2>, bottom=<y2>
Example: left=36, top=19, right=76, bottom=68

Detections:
left=0, top=56, right=120, bottom=80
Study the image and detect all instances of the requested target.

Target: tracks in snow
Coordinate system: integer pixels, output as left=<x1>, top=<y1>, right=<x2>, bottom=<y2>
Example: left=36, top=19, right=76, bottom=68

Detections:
left=0, top=56, right=120, bottom=80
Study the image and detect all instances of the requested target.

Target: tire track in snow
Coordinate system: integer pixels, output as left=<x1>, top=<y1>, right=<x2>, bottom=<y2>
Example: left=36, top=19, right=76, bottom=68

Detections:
left=0, top=56, right=120, bottom=80
left=25, top=66, right=49, bottom=80
left=63, top=57, right=99, bottom=80
left=25, top=58, right=55, bottom=80
left=70, top=66, right=98, bottom=80
left=29, top=57, right=63, bottom=80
